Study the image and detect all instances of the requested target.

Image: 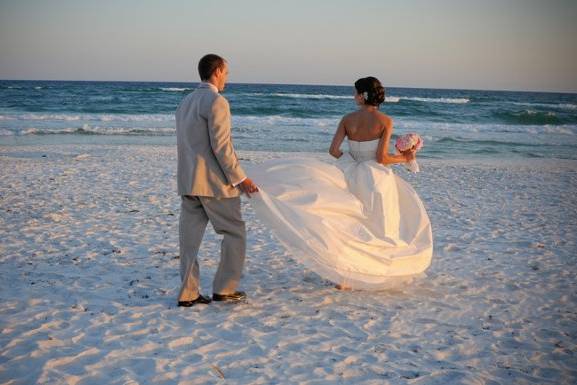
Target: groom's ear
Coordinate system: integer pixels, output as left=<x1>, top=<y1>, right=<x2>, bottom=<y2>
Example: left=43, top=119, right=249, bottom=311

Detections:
left=216, top=63, right=227, bottom=77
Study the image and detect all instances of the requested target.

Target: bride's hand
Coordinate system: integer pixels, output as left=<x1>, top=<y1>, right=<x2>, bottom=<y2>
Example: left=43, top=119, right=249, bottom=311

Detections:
left=403, top=148, right=416, bottom=162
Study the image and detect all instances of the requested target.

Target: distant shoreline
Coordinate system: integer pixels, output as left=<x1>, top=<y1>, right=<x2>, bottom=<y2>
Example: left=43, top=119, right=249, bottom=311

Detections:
left=1, top=79, right=576, bottom=95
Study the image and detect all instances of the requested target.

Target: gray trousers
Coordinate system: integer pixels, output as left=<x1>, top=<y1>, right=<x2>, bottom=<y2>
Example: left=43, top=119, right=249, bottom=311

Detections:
left=178, top=195, right=246, bottom=301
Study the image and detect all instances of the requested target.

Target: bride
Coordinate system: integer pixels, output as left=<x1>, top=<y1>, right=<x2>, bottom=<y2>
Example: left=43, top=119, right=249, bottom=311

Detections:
left=248, top=77, right=433, bottom=290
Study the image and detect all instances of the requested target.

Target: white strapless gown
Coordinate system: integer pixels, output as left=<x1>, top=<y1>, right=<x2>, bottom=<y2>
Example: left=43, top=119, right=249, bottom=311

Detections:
left=247, top=139, right=433, bottom=290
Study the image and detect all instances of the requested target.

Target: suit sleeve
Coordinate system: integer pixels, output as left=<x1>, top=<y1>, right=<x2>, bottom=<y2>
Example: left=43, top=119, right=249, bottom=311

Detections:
left=207, top=95, right=247, bottom=186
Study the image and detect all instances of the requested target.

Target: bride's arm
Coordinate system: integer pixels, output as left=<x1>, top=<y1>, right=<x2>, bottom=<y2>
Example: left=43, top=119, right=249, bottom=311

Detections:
left=377, top=121, right=415, bottom=165
left=329, top=118, right=346, bottom=158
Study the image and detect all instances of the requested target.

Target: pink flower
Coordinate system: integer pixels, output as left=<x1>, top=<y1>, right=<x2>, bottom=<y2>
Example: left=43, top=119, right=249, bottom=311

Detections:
left=395, top=133, right=423, bottom=152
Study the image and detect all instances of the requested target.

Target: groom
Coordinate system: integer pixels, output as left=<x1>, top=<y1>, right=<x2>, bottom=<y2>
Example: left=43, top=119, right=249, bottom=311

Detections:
left=176, top=54, right=258, bottom=307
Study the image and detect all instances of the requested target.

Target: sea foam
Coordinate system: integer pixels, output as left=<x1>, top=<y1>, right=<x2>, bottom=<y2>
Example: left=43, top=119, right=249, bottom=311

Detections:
left=160, top=87, right=194, bottom=92
left=397, top=120, right=577, bottom=135
left=0, top=113, right=174, bottom=122
left=399, top=97, right=470, bottom=104
left=510, top=102, right=577, bottom=110
left=237, top=93, right=468, bottom=104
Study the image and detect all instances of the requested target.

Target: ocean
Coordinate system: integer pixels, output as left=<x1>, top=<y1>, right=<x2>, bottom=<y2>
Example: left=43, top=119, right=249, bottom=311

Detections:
left=1, top=80, right=576, bottom=159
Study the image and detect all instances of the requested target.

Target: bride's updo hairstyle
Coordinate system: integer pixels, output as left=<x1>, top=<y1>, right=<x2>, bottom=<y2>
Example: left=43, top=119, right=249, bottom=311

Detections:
left=354, top=77, right=385, bottom=107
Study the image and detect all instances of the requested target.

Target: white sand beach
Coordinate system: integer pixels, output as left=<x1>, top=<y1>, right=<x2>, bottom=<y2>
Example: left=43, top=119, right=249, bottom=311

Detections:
left=1, top=144, right=576, bottom=384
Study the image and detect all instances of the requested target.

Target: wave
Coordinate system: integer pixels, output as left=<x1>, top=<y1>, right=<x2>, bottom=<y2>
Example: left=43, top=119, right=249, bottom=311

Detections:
left=3, top=85, right=48, bottom=90
left=87, top=95, right=131, bottom=102
left=239, top=92, right=352, bottom=100
left=433, top=137, right=543, bottom=147
left=0, top=112, right=339, bottom=127
left=510, top=102, right=577, bottom=110
left=495, top=110, right=564, bottom=125
left=237, top=93, right=401, bottom=102
left=3, top=123, right=573, bottom=138
left=0, top=113, right=174, bottom=122
left=0, top=128, right=15, bottom=136
left=398, top=96, right=470, bottom=104
left=0, top=125, right=176, bottom=136
left=0, top=114, right=340, bottom=126
left=2, top=112, right=575, bottom=137
left=233, top=114, right=339, bottom=129
left=396, top=120, right=577, bottom=135
left=160, top=87, right=194, bottom=92
left=236, top=93, right=468, bottom=104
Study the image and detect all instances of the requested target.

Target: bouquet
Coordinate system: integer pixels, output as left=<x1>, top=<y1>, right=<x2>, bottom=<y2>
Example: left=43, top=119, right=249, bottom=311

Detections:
left=395, top=133, right=423, bottom=173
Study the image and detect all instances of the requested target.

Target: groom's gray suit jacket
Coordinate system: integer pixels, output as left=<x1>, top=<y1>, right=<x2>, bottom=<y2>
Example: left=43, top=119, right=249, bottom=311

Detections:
left=176, top=83, right=246, bottom=197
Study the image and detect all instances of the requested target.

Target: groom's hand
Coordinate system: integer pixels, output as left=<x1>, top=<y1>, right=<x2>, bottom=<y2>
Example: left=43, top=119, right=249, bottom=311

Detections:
left=238, top=178, right=259, bottom=198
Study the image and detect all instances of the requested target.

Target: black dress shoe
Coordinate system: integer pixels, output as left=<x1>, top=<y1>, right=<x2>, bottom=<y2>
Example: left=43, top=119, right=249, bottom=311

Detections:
left=178, top=294, right=212, bottom=307
left=212, top=291, right=247, bottom=302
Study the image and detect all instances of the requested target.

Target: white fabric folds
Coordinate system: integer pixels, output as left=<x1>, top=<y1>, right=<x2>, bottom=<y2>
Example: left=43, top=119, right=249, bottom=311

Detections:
left=248, top=139, right=433, bottom=290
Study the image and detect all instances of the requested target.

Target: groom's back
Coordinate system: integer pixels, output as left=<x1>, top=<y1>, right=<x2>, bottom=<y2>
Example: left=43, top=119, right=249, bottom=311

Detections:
left=176, top=87, right=217, bottom=145
left=177, top=87, right=217, bottom=123
left=176, top=86, right=217, bottom=165
left=175, top=86, right=238, bottom=197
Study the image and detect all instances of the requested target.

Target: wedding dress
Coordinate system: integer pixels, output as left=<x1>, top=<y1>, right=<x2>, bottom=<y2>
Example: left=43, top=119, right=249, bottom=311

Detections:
left=248, top=139, right=433, bottom=290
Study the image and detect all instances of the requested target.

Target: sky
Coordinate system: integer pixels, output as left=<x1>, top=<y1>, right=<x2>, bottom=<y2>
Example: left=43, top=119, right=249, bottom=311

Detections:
left=0, top=0, right=576, bottom=92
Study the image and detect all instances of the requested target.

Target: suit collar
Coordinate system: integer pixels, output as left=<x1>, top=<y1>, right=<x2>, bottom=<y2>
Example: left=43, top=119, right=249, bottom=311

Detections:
left=198, top=82, right=219, bottom=93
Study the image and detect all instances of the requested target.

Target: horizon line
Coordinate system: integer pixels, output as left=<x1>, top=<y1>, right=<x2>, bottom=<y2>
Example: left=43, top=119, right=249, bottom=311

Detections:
left=1, top=78, right=576, bottom=95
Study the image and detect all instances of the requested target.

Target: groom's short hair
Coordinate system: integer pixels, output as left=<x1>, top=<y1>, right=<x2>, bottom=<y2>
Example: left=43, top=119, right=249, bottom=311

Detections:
left=198, top=54, right=226, bottom=81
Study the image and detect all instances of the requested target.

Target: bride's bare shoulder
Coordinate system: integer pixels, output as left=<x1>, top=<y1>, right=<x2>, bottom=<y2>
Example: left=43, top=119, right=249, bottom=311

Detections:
left=342, top=111, right=360, bottom=121
left=376, top=111, right=393, bottom=126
